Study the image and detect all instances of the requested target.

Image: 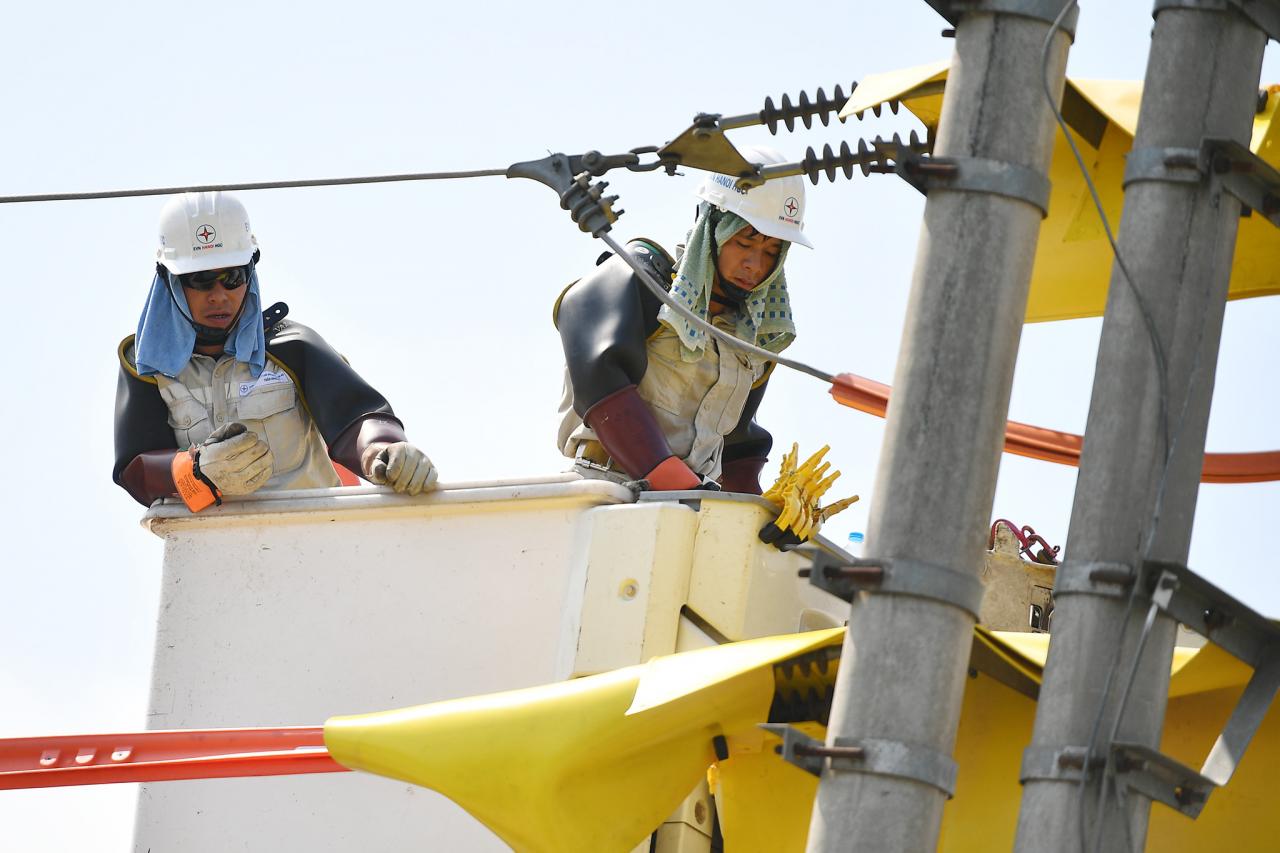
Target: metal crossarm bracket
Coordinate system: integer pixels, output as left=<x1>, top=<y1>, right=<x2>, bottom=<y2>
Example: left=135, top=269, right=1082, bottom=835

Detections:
left=892, top=149, right=1052, bottom=217
left=804, top=554, right=986, bottom=620
left=1144, top=560, right=1280, bottom=667
left=1110, top=742, right=1216, bottom=818
left=1099, top=561, right=1280, bottom=817
left=923, top=0, right=1080, bottom=38
left=761, top=724, right=959, bottom=797
left=1152, top=0, right=1280, bottom=40
left=1202, top=137, right=1280, bottom=228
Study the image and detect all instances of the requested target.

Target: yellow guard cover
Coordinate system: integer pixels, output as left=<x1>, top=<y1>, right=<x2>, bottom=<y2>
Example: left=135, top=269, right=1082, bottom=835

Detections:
left=842, top=61, right=1280, bottom=323
left=324, top=629, right=842, bottom=852
left=324, top=625, right=1276, bottom=852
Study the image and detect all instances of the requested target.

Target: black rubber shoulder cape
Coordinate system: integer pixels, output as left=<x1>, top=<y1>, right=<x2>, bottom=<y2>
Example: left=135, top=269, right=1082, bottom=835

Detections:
left=113, top=336, right=178, bottom=488
left=556, top=239, right=675, bottom=417
left=265, top=320, right=401, bottom=443
left=112, top=312, right=400, bottom=494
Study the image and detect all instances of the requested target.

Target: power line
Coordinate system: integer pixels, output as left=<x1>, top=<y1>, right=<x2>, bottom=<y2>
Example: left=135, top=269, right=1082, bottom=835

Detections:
left=0, top=168, right=509, bottom=204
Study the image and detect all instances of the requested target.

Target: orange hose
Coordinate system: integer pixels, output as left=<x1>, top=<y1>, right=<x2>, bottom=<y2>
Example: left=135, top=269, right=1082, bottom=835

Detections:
left=829, top=373, right=1280, bottom=485
left=0, top=726, right=346, bottom=790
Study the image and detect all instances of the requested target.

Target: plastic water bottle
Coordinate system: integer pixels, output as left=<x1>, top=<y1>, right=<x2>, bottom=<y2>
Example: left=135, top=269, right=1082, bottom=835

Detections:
left=847, top=531, right=864, bottom=556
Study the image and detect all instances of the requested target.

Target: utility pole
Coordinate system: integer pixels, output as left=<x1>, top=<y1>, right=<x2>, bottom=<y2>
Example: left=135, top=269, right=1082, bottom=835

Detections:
left=805, top=4, right=1074, bottom=851
left=1015, top=3, right=1268, bottom=851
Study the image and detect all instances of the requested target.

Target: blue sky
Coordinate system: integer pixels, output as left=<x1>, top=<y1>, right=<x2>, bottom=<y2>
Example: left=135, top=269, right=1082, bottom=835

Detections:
left=1, top=2, right=1276, bottom=849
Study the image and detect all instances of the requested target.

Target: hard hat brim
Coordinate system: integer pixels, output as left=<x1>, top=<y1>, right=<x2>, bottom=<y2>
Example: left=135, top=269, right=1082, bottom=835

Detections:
left=158, top=246, right=257, bottom=276
left=736, top=210, right=815, bottom=250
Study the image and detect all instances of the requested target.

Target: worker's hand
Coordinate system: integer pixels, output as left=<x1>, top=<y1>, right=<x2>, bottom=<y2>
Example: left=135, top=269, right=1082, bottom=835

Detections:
left=366, top=442, right=438, bottom=496
left=196, top=422, right=274, bottom=496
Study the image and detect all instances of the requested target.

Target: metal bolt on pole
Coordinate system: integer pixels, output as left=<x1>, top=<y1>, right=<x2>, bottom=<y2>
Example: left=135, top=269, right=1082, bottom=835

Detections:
left=1014, top=4, right=1268, bottom=851
left=805, top=6, right=1073, bottom=852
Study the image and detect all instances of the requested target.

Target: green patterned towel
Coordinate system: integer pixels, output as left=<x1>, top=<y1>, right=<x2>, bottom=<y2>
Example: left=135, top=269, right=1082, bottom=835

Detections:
left=660, top=204, right=796, bottom=363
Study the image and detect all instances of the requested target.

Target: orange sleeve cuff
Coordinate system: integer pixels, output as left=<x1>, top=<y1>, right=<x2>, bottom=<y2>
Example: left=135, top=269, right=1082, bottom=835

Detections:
left=643, top=456, right=701, bottom=491
left=170, top=450, right=219, bottom=513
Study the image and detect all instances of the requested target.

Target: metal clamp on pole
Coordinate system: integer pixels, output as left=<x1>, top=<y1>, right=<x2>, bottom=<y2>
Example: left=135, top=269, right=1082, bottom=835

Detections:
left=1202, top=137, right=1280, bottom=228
left=760, top=724, right=864, bottom=777
left=1122, top=146, right=1205, bottom=188
left=924, top=0, right=1080, bottom=38
left=893, top=150, right=1052, bottom=217
left=1152, top=0, right=1280, bottom=41
left=1052, top=559, right=1144, bottom=600
left=1018, top=744, right=1100, bottom=783
left=804, top=556, right=986, bottom=621
left=762, top=725, right=959, bottom=798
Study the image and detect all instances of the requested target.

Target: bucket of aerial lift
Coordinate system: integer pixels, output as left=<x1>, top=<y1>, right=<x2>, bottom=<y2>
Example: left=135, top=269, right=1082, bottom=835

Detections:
left=842, top=61, right=1280, bottom=323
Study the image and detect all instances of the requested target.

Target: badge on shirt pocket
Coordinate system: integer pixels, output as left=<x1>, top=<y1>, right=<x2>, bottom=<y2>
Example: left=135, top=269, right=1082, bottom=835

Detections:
left=238, top=369, right=291, bottom=398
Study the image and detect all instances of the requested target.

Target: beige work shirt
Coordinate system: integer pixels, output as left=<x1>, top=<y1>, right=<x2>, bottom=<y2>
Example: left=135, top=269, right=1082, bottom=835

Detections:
left=558, top=312, right=771, bottom=481
left=153, top=350, right=339, bottom=491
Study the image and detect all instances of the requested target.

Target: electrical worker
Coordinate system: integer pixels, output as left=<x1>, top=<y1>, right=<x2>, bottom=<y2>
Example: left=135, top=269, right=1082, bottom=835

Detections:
left=555, top=145, right=811, bottom=495
left=114, top=191, right=437, bottom=511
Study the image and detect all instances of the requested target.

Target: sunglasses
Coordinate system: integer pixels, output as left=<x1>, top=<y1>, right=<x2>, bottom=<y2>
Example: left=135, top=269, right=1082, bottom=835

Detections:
left=178, top=266, right=248, bottom=292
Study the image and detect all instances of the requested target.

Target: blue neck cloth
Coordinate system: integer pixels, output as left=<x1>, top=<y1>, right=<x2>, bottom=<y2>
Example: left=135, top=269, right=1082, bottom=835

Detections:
left=134, top=267, right=266, bottom=379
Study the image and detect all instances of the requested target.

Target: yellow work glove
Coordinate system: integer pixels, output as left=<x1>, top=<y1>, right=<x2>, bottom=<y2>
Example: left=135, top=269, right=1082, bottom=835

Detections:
left=759, top=444, right=859, bottom=549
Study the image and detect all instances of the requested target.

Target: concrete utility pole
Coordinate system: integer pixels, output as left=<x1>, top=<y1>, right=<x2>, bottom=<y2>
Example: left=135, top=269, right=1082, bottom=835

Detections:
left=805, top=5, right=1073, bottom=851
left=1014, top=4, right=1268, bottom=851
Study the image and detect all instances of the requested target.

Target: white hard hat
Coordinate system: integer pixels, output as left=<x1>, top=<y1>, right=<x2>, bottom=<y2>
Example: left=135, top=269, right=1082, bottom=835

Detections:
left=156, top=191, right=258, bottom=275
left=694, top=144, right=813, bottom=249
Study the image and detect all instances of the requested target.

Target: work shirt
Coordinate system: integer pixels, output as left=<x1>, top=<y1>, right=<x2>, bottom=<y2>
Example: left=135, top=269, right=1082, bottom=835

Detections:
left=114, top=316, right=401, bottom=506
left=557, top=311, right=772, bottom=482
left=153, top=348, right=339, bottom=491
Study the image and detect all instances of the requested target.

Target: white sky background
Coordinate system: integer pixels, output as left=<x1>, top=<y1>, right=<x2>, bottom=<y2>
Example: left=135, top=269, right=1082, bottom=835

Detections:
left=0, top=2, right=1276, bottom=850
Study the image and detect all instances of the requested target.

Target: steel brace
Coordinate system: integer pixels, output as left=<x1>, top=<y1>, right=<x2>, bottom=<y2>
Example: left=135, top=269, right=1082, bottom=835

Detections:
left=1028, top=560, right=1280, bottom=817
left=762, top=724, right=959, bottom=798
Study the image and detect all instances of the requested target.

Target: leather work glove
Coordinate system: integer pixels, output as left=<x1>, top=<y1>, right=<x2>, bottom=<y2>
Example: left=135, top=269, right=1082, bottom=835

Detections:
left=171, top=422, right=273, bottom=512
left=365, top=442, right=438, bottom=496
left=197, top=423, right=274, bottom=495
